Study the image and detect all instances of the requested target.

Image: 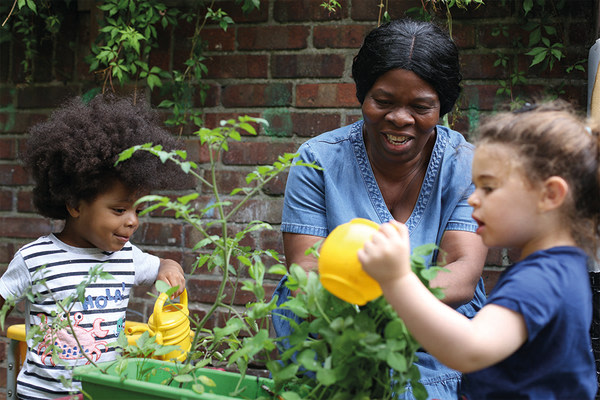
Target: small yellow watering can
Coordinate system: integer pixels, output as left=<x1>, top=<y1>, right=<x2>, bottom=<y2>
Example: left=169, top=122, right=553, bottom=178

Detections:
left=127, top=289, right=193, bottom=362
left=318, top=218, right=383, bottom=306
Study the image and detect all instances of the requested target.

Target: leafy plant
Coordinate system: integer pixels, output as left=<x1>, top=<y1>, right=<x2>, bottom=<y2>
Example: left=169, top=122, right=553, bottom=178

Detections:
left=492, top=0, right=586, bottom=104
left=103, top=112, right=444, bottom=400
left=268, top=244, right=445, bottom=400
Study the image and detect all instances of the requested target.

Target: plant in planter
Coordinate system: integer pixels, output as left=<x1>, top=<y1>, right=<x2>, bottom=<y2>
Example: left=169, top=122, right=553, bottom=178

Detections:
left=69, top=115, right=444, bottom=400
left=2, top=113, right=443, bottom=400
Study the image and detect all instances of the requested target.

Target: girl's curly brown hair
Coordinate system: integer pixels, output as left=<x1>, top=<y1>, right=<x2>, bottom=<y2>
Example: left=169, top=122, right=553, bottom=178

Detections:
left=23, top=94, right=188, bottom=220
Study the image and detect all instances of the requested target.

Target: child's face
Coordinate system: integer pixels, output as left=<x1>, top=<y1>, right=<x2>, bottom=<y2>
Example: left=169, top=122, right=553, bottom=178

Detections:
left=62, top=180, right=146, bottom=252
left=468, top=144, right=542, bottom=252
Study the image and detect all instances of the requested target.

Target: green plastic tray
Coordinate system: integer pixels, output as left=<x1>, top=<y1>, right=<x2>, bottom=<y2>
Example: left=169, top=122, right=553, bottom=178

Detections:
left=73, top=358, right=274, bottom=400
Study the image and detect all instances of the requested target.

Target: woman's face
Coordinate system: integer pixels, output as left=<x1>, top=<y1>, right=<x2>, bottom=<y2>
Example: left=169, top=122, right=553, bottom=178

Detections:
left=361, top=69, right=440, bottom=165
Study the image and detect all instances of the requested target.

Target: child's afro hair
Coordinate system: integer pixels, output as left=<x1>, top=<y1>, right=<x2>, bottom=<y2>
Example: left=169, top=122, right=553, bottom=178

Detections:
left=23, top=93, right=188, bottom=220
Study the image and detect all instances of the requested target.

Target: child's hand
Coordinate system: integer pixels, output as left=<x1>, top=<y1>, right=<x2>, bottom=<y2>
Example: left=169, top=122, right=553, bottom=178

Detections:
left=357, top=220, right=412, bottom=286
left=157, top=258, right=186, bottom=298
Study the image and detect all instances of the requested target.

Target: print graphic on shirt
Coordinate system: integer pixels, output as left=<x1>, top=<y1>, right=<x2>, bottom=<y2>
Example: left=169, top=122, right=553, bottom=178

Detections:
left=37, top=312, right=109, bottom=366
left=116, top=316, right=125, bottom=337
left=83, top=282, right=127, bottom=311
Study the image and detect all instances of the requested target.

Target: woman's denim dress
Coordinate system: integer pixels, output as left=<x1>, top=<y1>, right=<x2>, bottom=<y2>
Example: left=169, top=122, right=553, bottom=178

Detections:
left=272, top=120, right=486, bottom=400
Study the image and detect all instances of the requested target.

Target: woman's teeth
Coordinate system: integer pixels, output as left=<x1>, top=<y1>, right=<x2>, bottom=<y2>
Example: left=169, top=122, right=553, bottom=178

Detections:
left=385, top=133, right=410, bottom=145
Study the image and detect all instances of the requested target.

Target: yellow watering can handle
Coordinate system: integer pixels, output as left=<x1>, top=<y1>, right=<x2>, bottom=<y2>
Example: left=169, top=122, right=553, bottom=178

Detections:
left=153, top=289, right=188, bottom=328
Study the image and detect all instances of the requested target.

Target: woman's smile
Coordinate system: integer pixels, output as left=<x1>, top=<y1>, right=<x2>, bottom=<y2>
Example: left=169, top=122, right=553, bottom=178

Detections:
left=383, top=133, right=412, bottom=146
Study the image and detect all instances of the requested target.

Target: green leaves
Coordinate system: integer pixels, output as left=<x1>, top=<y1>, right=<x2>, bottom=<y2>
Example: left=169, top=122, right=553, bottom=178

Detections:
left=88, top=0, right=179, bottom=90
left=270, top=243, right=441, bottom=399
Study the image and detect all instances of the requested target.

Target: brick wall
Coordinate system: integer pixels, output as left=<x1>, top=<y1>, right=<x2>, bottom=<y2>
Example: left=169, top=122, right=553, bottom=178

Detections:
left=0, top=0, right=596, bottom=396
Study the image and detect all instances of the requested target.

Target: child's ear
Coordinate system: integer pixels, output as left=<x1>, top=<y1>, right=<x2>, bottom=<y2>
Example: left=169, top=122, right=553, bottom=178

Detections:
left=66, top=202, right=81, bottom=218
left=538, top=176, right=569, bottom=212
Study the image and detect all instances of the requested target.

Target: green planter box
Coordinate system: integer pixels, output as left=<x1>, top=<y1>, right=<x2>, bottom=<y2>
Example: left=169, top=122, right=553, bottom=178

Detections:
left=73, top=358, right=275, bottom=400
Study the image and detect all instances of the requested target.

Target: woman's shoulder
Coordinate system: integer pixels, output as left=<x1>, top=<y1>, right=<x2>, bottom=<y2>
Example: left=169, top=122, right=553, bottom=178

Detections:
left=436, top=125, right=474, bottom=150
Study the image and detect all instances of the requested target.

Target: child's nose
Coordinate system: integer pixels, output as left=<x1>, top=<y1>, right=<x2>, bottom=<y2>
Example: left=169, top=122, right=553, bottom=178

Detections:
left=467, top=192, right=479, bottom=207
left=125, top=211, right=138, bottom=227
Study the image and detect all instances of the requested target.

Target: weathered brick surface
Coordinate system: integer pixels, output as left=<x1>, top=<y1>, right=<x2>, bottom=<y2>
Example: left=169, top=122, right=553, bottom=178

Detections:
left=273, top=0, right=348, bottom=22
left=296, top=83, right=359, bottom=108
left=0, top=2, right=596, bottom=391
left=271, top=54, right=346, bottom=78
left=237, top=26, right=310, bottom=50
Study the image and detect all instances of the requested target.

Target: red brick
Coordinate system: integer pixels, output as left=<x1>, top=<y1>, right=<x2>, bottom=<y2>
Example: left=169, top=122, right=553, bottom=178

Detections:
left=0, top=165, right=29, bottom=186
left=0, top=217, right=52, bottom=239
left=184, top=139, right=212, bottom=164
left=0, top=42, right=9, bottom=82
left=350, top=0, right=420, bottom=21
left=460, top=53, right=506, bottom=80
left=262, top=171, right=287, bottom=196
left=186, top=277, right=277, bottom=305
left=202, top=27, right=236, bottom=51
left=296, top=83, right=359, bottom=108
left=133, top=222, right=183, bottom=247
left=237, top=26, right=309, bottom=50
left=202, top=112, right=262, bottom=131
left=0, top=190, right=12, bottom=211
left=16, top=85, right=80, bottom=109
left=482, top=268, right=504, bottom=295
left=199, top=83, right=222, bottom=108
left=226, top=198, right=284, bottom=224
left=459, top=84, right=506, bottom=111
left=222, top=83, right=292, bottom=107
left=222, top=141, right=298, bottom=165
left=273, top=0, right=348, bottom=22
left=451, top=23, right=476, bottom=49
left=449, top=2, right=516, bottom=19
left=204, top=55, right=268, bottom=79
left=208, top=0, right=269, bottom=24
left=290, top=112, right=342, bottom=137
left=147, top=249, right=185, bottom=265
left=16, top=190, right=35, bottom=213
left=477, top=24, right=524, bottom=49
left=271, top=54, right=345, bottom=78
left=258, top=228, right=284, bottom=255
left=346, top=113, right=364, bottom=125
left=0, top=138, right=16, bottom=159
left=1, top=111, right=49, bottom=134
left=0, top=242, right=21, bottom=263
left=313, top=24, right=371, bottom=49
left=203, top=169, right=252, bottom=194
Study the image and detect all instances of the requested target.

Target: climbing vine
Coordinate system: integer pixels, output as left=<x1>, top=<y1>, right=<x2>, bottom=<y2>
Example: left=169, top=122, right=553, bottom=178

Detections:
left=0, top=0, right=589, bottom=114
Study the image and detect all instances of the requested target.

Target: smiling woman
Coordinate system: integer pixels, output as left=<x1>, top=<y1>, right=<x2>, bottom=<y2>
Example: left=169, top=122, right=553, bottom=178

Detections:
left=272, top=18, right=488, bottom=400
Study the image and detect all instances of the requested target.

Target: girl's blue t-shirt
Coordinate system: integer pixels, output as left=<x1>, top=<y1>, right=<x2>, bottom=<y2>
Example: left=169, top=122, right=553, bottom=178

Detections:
left=460, top=246, right=597, bottom=399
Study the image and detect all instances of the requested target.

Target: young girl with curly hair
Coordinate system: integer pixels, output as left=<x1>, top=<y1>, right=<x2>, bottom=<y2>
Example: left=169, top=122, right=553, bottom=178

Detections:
left=0, top=94, right=187, bottom=399
left=359, top=100, right=599, bottom=399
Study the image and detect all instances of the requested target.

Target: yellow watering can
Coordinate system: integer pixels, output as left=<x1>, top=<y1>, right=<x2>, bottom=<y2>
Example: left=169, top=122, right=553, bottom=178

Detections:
left=127, top=289, right=193, bottom=362
left=318, top=218, right=383, bottom=306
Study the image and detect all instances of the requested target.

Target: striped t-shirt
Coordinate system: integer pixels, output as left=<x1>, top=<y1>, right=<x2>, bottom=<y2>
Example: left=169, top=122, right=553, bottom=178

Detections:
left=0, top=234, right=160, bottom=399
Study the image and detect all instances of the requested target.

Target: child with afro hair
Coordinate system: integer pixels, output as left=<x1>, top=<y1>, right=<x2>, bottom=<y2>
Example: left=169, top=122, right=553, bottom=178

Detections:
left=0, top=93, right=187, bottom=399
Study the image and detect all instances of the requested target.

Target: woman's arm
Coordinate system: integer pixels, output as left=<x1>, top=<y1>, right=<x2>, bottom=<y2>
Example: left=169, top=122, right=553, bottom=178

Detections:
left=433, top=230, right=488, bottom=308
left=282, top=232, right=322, bottom=272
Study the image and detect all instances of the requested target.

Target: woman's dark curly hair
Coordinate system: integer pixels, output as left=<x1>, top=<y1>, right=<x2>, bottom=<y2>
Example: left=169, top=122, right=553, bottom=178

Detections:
left=352, top=18, right=462, bottom=116
left=23, top=94, right=187, bottom=220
